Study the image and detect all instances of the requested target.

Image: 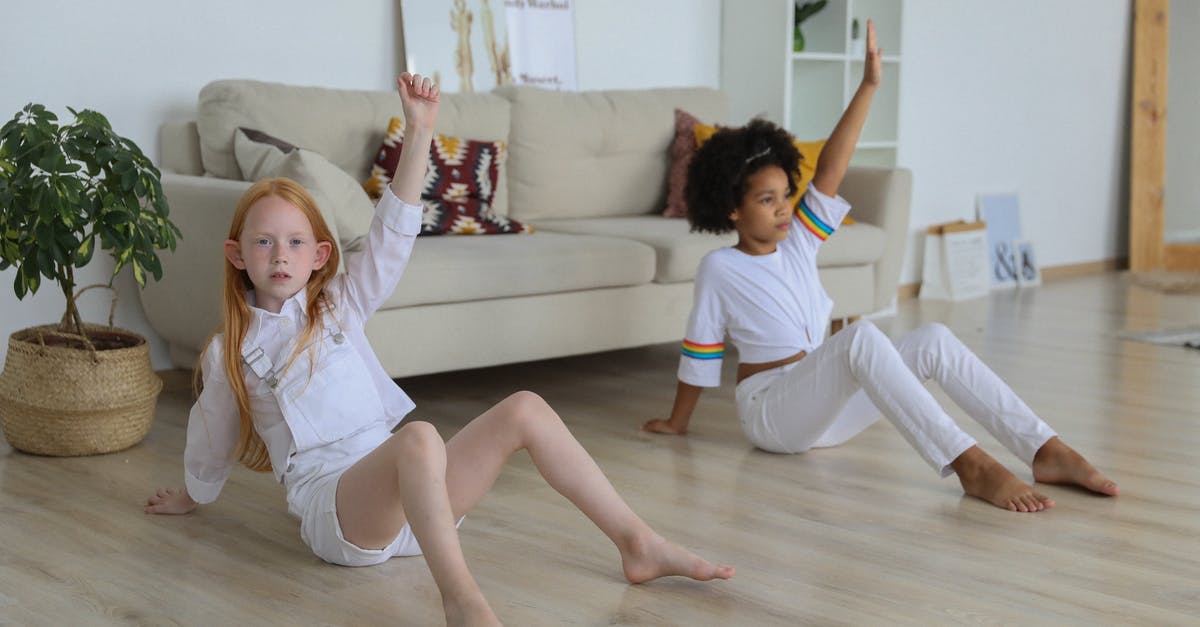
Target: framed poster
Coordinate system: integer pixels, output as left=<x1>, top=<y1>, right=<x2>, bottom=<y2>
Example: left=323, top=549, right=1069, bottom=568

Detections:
left=401, top=0, right=512, bottom=93
left=401, top=0, right=576, bottom=93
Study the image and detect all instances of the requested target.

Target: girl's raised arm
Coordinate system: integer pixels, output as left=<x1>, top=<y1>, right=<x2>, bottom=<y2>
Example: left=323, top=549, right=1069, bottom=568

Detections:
left=811, top=19, right=882, bottom=198
left=389, top=73, right=440, bottom=204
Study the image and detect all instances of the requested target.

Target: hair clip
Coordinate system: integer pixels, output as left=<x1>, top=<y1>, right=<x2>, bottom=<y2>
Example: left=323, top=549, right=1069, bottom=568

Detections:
left=744, top=146, right=771, bottom=164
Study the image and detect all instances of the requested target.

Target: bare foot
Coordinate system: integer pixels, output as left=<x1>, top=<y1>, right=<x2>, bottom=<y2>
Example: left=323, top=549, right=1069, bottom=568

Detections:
left=444, top=596, right=502, bottom=627
left=620, top=532, right=735, bottom=584
left=1032, top=437, right=1119, bottom=496
left=951, top=446, right=1054, bottom=513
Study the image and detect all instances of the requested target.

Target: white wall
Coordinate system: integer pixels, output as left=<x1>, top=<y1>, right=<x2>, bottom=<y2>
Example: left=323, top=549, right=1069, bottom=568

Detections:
left=0, top=0, right=394, bottom=369
left=574, top=0, right=722, bottom=90
left=896, top=0, right=1132, bottom=284
left=0, top=1, right=723, bottom=369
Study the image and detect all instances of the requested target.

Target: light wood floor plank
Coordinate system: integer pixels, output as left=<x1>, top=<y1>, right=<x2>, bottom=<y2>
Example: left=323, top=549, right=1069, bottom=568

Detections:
left=2, top=272, right=1198, bottom=625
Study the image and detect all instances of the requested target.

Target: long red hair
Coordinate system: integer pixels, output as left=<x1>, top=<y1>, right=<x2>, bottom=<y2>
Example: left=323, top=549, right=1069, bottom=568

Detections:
left=199, top=177, right=341, bottom=472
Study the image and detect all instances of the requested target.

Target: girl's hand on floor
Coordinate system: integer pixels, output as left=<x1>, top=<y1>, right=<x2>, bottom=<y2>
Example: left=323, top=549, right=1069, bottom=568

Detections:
left=642, top=419, right=687, bottom=436
left=144, top=486, right=198, bottom=515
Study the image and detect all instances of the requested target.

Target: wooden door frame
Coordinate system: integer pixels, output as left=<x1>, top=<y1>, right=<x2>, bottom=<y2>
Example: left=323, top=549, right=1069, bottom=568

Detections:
left=1130, top=0, right=1200, bottom=271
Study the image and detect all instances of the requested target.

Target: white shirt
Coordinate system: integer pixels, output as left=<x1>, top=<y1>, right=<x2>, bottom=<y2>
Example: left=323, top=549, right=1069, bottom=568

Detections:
left=184, top=187, right=423, bottom=503
left=678, top=184, right=851, bottom=388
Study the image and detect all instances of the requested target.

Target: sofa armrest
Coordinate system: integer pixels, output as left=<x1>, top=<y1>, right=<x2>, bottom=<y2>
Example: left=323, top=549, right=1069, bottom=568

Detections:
left=838, top=166, right=913, bottom=311
left=160, top=121, right=205, bottom=176
left=141, top=173, right=252, bottom=365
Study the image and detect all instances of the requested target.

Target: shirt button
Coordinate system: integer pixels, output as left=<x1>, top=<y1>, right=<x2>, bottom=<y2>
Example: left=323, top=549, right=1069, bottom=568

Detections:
left=333, top=332, right=346, bottom=344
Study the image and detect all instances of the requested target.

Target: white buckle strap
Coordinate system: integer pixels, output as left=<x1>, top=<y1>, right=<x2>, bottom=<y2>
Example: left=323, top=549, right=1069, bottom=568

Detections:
left=241, top=344, right=280, bottom=389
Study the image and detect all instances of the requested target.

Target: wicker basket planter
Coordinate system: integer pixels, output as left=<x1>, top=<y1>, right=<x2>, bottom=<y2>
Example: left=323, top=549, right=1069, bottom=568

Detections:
left=0, top=324, right=162, bottom=456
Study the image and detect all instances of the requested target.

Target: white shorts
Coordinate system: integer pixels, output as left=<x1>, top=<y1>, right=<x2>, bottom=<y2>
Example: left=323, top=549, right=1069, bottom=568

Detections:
left=284, top=424, right=459, bottom=567
left=298, top=467, right=424, bottom=566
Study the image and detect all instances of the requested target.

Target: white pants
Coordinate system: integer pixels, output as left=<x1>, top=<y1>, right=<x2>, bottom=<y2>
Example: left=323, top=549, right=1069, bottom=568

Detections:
left=735, top=321, right=1057, bottom=477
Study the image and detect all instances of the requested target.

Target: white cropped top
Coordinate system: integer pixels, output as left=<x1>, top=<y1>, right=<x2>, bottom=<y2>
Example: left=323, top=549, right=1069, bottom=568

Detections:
left=678, top=183, right=851, bottom=388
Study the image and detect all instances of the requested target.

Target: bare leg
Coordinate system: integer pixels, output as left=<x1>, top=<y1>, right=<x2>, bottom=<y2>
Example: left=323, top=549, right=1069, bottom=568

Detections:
left=443, top=391, right=734, bottom=583
left=951, top=445, right=1054, bottom=512
left=336, top=421, right=500, bottom=627
left=1032, top=436, right=1119, bottom=495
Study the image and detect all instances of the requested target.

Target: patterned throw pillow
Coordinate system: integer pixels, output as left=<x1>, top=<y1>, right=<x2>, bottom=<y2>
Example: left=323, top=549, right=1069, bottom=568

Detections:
left=422, top=198, right=532, bottom=235
left=364, top=117, right=528, bottom=236
left=662, top=109, right=704, bottom=218
left=233, top=128, right=376, bottom=253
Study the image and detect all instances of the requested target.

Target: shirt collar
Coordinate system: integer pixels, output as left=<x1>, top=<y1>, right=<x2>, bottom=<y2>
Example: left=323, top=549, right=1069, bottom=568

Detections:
left=246, top=287, right=309, bottom=339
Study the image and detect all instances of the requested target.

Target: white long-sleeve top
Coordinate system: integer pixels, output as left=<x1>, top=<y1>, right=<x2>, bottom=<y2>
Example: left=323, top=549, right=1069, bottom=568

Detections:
left=184, top=187, right=422, bottom=503
left=677, top=183, right=851, bottom=388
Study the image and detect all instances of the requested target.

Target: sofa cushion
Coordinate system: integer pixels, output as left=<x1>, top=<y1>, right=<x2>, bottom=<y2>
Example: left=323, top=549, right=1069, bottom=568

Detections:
left=232, top=129, right=375, bottom=249
left=532, top=216, right=735, bottom=284
left=817, top=223, right=887, bottom=266
left=535, top=217, right=886, bottom=282
left=196, top=79, right=512, bottom=214
left=382, top=232, right=655, bottom=308
left=495, top=85, right=727, bottom=221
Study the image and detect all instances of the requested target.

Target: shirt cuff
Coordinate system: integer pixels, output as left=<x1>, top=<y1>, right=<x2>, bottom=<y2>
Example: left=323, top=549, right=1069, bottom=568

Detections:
left=185, top=471, right=227, bottom=505
left=678, top=358, right=722, bottom=388
left=376, top=186, right=424, bottom=236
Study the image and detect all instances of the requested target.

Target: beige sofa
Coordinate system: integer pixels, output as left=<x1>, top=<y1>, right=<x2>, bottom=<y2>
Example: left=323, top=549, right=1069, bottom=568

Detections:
left=141, top=80, right=911, bottom=378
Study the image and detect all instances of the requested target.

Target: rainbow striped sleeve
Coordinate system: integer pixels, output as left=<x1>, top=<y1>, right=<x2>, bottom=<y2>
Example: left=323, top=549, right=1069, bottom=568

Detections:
left=796, top=198, right=835, bottom=241
left=681, top=339, right=724, bottom=360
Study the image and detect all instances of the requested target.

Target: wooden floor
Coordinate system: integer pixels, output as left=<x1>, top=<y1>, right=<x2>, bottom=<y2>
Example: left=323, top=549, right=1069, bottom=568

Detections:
left=2, top=272, right=1199, bottom=625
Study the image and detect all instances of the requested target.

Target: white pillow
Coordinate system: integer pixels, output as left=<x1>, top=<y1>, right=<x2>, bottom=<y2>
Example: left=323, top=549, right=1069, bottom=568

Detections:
left=232, top=128, right=376, bottom=251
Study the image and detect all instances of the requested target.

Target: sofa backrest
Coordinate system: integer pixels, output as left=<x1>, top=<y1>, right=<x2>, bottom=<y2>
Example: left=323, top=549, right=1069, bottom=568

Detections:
left=191, top=80, right=729, bottom=222
left=196, top=79, right=512, bottom=213
left=495, top=85, right=727, bottom=221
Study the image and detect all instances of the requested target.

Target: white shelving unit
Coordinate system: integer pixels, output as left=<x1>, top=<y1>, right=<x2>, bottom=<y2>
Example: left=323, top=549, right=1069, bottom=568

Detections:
left=721, top=0, right=903, bottom=166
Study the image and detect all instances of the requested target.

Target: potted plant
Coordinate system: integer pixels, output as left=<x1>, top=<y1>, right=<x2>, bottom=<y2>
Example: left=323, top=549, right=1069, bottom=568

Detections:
left=793, top=0, right=828, bottom=52
left=0, top=103, right=181, bottom=456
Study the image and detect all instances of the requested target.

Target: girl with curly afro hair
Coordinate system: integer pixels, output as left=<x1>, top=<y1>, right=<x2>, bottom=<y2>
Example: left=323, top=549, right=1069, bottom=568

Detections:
left=644, top=21, right=1117, bottom=513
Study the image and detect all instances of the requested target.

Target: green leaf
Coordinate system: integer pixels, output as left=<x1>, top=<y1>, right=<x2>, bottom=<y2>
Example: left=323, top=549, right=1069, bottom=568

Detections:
left=75, top=234, right=95, bottom=266
left=144, top=252, right=163, bottom=281
left=13, top=270, right=26, bottom=298
left=132, top=260, right=146, bottom=286
left=36, top=248, right=55, bottom=279
left=1, top=103, right=181, bottom=301
left=105, top=208, right=134, bottom=225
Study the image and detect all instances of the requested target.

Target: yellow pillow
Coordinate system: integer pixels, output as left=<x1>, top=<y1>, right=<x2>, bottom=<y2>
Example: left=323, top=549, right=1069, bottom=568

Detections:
left=693, top=124, right=853, bottom=224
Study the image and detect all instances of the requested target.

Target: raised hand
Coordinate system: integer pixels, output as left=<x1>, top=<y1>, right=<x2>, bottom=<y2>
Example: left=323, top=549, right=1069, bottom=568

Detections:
left=862, top=19, right=882, bottom=87
left=397, top=72, right=440, bottom=131
left=144, top=486, right=197, bottom=515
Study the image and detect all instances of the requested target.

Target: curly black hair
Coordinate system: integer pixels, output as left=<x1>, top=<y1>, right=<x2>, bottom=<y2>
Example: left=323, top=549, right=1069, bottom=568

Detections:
left=685, top=118, right=802, bottom=235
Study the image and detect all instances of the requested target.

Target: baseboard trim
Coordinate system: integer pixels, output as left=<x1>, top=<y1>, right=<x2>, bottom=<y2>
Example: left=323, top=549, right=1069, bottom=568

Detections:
left=1040, top=258, right=1127, bottom=281
left=896, top=257, right=1127, bottom=301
